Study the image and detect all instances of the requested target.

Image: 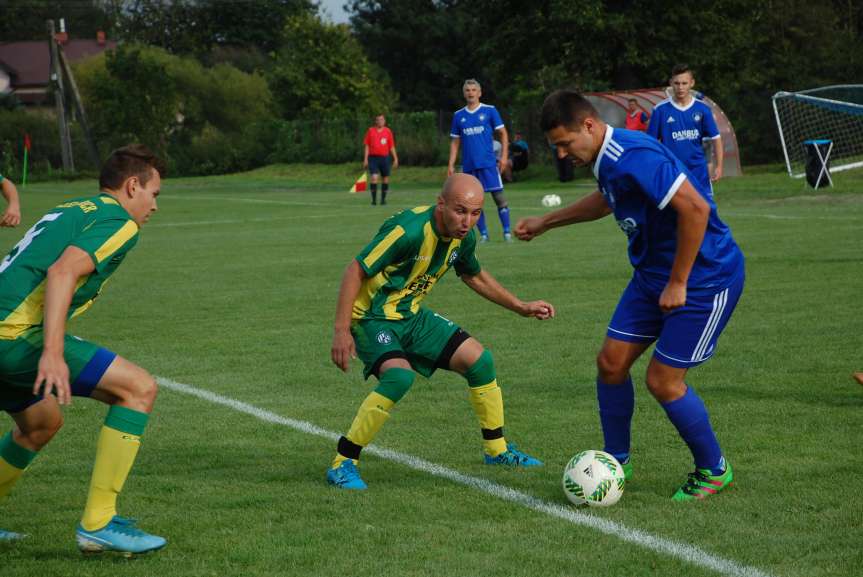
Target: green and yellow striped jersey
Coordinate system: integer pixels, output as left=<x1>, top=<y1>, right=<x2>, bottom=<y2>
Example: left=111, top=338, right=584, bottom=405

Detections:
left=353, top=205, right=481, bottom=321
left=0, top=194, right=139, bottom=339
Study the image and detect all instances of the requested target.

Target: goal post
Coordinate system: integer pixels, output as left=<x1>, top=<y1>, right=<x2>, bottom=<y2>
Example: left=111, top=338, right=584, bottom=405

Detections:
left=772, top=85, right=863, bottom=178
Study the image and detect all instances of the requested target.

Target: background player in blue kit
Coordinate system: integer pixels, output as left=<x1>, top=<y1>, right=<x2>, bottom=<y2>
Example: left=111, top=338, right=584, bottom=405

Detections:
left=516, top=90, right=745, bottom=501
left=647, top=64, right=723, bottom=194
left=447, top=79, right=512, bottom=242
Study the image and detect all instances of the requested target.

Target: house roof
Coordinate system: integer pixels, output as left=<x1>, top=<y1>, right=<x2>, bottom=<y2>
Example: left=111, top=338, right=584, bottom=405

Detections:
left=0, top=39, right=116, bottom=88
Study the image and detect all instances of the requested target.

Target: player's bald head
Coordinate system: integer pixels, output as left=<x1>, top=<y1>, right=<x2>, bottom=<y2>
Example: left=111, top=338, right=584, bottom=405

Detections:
left=441, top=173, right=484, bottom=205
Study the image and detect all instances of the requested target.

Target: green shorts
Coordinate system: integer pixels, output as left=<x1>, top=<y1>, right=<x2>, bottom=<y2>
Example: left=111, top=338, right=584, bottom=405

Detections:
left=352, top=308, right=470, bottom=379
left=0, top=328, right=116, bottom=413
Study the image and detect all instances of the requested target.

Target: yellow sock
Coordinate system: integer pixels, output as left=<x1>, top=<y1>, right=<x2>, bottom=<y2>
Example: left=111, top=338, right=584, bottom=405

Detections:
left=81, top=426, right=141, bottom=531
left=80, top=406, right=149, bottom=531
left=0, top=459, right=25, bottom=500
left=332, top=392, right=394, bottom=469
left=0, top=432, right=37, bottom=499
left=469, top=382, right=507, bottom=456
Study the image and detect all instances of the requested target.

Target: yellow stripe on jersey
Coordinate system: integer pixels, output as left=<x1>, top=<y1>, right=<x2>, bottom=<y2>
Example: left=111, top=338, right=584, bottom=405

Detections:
left=353, top=263, right=397, bottom=319
left=411, top=206, right=430, bottom=214
left=94, top=221, right=138, bottom=264
left=0, top=275, right=92, bottom=339
left=0, top=280, right=46, bottom=339
left=382, top=221, right=437, bottom=318
left=100, top=196, right=119, bottom=206
left=362, top=225, right=405, bottom=271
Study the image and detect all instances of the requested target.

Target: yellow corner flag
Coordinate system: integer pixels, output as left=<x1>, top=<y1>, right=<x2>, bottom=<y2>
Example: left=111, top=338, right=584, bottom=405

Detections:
left=350, top=172, right=368, bottom=194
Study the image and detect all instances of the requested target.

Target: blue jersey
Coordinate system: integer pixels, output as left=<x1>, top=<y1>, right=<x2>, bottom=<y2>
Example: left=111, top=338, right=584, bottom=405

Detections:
left=450, top=104, right=504, bottom=172
left=593, top=127, right=742, bottom=293
left=646, top=98, right=719, bottom=174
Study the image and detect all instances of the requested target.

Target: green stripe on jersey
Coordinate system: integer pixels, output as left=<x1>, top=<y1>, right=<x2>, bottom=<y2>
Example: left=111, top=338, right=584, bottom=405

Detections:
left=353, top=206, right=481, bottom=321
left=0, top=194, right=139, bottom=339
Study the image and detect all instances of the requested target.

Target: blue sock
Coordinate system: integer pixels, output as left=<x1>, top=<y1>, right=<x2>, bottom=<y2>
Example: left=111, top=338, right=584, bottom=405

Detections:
left=661, top=386, right=724, bottom=474
left=597, top=377, right=634, bottom=464
left=477, top=211, right=489, bottom=237
left=497, top=206, right=511, bottom=234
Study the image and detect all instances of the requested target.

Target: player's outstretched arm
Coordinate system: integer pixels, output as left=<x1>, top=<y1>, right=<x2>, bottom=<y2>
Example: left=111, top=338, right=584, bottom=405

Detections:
left=332, top=259, right=366, bottom=372
left=447, top=138, right=460, bottom=176
left=496, top=127, right=509, bottom=174
left=660, top=179, right=710, bottom=312
left=712, top=136, right=724, bottom=181
left=35, top=246, right=96, bottom=405
left=1, top=178, right=21, bottom=227
left=515, top=190, right=611, bottom=241
left=461, top=270, right=555, bottom=320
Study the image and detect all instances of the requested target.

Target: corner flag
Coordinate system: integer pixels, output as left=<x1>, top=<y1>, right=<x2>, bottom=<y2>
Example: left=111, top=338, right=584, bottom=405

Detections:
left=22, top=133, right=31, bottom=186
left=349, top=172, right=367, bottom=193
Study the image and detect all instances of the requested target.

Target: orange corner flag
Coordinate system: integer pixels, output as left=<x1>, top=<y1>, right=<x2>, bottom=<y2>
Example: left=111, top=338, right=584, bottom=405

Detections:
left=350, top=172, right=368, bottom=193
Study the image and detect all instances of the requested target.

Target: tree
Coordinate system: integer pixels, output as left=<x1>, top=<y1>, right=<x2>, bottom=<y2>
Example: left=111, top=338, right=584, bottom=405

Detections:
left=267, top=13, right=394, bottom=119
left=0, top=0, right=111, bottom=40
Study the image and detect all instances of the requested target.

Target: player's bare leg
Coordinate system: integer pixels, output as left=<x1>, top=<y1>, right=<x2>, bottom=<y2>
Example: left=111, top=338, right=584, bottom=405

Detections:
left=369, top=173, right=380, bottom=205
left=854, top=372, right=863, bottom=386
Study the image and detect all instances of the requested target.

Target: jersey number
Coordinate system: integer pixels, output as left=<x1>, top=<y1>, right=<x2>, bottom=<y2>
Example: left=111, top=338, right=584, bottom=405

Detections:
left=0, top=212, right=62, bottom=274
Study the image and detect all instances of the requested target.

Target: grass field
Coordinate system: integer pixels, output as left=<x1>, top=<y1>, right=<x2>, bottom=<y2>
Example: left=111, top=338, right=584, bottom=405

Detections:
left=1, top=164, right=861, bottom=577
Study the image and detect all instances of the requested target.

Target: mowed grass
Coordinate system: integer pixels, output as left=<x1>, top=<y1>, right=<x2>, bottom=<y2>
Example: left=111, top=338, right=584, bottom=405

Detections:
left=0, top=164, right=861, bottom=577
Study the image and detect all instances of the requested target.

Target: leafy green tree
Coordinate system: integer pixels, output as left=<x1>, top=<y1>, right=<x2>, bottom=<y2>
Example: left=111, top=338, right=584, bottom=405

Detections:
left=74, top=44, right=275, bottom=172
left=267, top=13, right=394, bottom=119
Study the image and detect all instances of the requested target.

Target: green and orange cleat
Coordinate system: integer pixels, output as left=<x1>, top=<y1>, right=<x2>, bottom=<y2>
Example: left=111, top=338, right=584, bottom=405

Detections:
left=672, top=461, right=733, bottom=501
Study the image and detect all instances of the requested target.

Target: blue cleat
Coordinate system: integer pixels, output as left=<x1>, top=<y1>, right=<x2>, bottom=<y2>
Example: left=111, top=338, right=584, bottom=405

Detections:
left=484, top=443, right=543, bottom=467
left=326, top=460, right=368, bottom=490
left=76, top=516, right=166, bottom=556
left=0, top=529, right=26, bottom=542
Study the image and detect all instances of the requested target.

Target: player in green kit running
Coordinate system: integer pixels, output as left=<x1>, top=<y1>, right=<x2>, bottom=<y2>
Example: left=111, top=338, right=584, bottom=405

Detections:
left=0, top=145, right=167, bottom=554
left=327, top=173, right=555, bottom=489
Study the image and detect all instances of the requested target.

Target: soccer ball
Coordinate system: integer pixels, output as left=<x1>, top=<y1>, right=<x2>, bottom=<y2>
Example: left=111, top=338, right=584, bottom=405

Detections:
left=541, top=194, right=562, bottom=208
left=562, top=450, right=625, bottom=507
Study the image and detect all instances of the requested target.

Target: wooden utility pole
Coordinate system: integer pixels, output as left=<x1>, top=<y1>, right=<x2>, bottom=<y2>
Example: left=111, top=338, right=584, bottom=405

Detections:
left=58, top=49, right=100, bottom=169
left=47, top=19, right=74, bottom=172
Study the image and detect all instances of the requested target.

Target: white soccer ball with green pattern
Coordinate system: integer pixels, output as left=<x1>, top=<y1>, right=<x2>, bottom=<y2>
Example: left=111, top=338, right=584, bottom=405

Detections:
left=562, top=450, right=625, bottom=507
left=541, top=194, right=562, bottom=207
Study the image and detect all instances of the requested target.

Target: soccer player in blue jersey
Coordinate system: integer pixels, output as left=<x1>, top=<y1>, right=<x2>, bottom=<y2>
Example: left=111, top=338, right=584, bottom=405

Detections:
left=516, top=90, right=745, bottom=501
left=647, top=64, right=723, bottom=194
left=448, top=79, right=512, bottom=242
left=0, top=145, right=167, bottom=551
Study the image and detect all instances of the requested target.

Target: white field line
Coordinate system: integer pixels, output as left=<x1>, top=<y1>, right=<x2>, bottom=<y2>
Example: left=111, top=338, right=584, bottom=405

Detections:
left=157, top=376, right=773, bottom=577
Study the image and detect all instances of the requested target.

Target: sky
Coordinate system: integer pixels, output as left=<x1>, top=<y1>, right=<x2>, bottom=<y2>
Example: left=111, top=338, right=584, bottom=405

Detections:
left=317, top=0, right=351, bottom=24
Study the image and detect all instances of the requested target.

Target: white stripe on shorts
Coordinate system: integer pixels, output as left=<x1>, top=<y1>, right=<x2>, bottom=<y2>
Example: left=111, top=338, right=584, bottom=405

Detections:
left=691, top=288, right=728, bottom=362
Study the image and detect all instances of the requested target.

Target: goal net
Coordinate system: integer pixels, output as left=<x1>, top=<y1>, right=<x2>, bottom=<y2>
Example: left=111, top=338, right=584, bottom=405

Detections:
left=772, top=85, right=863, bottom=178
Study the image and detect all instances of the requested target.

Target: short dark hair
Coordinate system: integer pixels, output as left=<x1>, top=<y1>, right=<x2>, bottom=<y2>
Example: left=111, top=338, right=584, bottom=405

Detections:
left=540, top=90, right=599, bottom=133
left=671, top=63, right=693, bottom=78
left=99, top=144, right=166, bottom=191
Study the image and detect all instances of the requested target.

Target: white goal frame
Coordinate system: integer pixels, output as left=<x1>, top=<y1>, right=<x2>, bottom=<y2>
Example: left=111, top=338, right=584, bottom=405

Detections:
left=772, top=85, right=863, bottom=178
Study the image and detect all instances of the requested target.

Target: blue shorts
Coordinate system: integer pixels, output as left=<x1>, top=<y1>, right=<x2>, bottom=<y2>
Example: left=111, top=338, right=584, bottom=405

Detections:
left=467, top=167, right=503, bottom=192
left=687, top=164, right=713, bottom=196
left=368, top=155, right=391, bottom=177
left=606, top=269, right=744, bottom=368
